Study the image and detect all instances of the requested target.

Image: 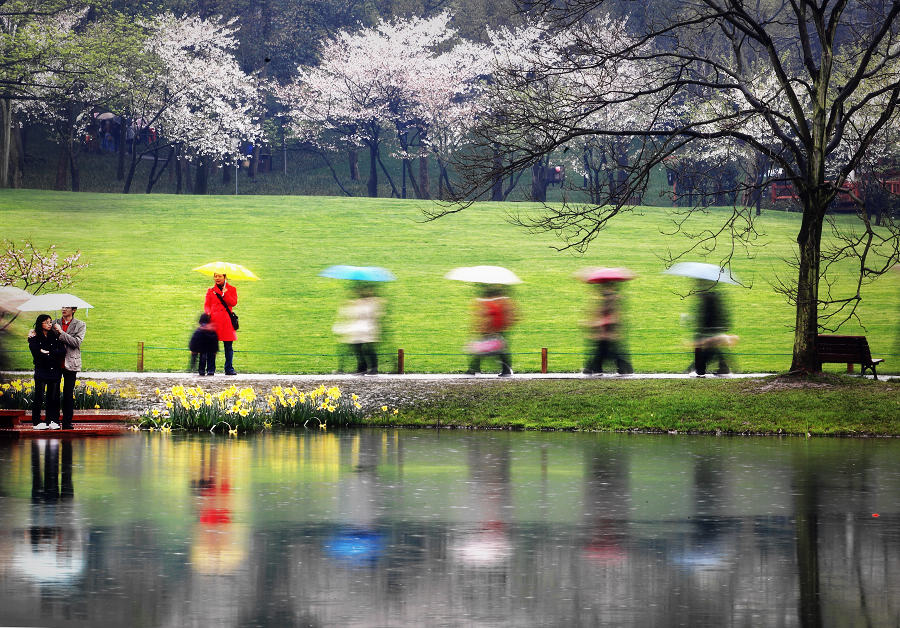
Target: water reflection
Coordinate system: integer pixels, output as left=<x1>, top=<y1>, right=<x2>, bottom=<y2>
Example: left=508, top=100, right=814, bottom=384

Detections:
left=0, top=431, right=898, bottom=627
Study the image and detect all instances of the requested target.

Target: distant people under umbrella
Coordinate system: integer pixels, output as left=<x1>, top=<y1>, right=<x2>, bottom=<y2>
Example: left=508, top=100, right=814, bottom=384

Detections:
left=692, top=281, right=735, bottom=376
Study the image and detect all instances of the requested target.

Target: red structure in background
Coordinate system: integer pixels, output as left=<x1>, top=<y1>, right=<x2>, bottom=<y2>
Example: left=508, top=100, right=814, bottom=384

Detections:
left=769, top=170, right=900, bottom=208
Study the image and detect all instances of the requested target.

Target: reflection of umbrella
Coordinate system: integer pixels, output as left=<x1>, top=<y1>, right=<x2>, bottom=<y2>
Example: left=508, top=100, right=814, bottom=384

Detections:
left=0, top=286, right=32, bottom=313
left=576, top=267, right=636, bottom=283
left=17, top=293, right=93, bottom=311
left=193, top=262, right=260, bottom=280
left=324, top=528, right=386, bottom=565
left=319, top=265, right=396, bottom=282
left=664, top=262, right=739, bottom=285
left=445, top=266, right=522, bottom=285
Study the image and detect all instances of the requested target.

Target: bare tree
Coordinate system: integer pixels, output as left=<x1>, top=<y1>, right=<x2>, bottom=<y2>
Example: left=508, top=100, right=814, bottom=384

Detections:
left=446, top=0, right=900, bottom=374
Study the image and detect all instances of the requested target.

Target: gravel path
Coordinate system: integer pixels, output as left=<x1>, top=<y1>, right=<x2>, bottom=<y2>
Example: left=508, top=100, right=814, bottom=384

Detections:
left=3, top=369, right=778, bottom=413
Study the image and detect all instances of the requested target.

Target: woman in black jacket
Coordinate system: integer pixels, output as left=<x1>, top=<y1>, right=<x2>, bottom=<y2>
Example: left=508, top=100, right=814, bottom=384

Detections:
left=28, top=314, right=66, bottom=430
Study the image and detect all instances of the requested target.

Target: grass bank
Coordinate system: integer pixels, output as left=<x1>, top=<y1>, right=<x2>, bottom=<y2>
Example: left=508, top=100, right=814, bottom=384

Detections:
left=377, top=376, right=900, bottom=435
left=1, top=189, right=898, bottom=374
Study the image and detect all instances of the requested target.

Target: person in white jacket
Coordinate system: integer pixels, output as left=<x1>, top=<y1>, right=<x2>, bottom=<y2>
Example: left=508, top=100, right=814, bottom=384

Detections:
left=332, top=284, right=384, bottom=375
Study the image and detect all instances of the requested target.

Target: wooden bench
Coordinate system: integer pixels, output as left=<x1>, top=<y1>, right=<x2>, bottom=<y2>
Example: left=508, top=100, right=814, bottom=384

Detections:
left=816, top=335, right=885, bottom=379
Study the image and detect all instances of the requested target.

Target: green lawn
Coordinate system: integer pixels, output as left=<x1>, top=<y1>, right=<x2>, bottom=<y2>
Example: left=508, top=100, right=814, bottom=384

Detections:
left=1, top=189, right=898, bottom=374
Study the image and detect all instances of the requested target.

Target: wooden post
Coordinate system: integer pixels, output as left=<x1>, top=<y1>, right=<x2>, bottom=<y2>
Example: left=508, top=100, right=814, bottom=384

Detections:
left=137, top=341, right=144, bottom=372
left=397, top=348, right=405, bottom=374
left=541, top=347, right=548, bottom=374
left=846, top=362, right=853, bottom=373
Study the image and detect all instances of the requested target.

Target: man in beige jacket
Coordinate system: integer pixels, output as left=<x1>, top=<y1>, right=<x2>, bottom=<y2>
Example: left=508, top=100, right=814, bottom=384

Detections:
left=54, top=306, right=86, bottom=430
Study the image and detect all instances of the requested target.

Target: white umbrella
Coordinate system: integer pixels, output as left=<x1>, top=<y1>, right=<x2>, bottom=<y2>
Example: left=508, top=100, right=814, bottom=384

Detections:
left=445, top=266, right=523, bottom=285
left=664, top=262, right=739, bottom=285
left=0, top=286, right=32, bottom=313
left=17, top=293, right=94, bottom=311
left=95, top=112, right=116, bottom=121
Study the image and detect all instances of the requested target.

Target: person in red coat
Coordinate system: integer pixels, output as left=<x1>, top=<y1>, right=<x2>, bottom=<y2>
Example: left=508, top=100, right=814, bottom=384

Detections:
left=203, top=273, right=238, bottom=375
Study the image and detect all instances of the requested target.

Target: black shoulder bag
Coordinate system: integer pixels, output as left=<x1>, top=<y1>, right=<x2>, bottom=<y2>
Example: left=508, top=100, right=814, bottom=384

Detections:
left=214, top=290, right=239, bottom=331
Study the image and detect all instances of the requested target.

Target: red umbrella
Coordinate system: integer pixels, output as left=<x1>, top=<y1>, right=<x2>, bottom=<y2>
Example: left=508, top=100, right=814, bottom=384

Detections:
left=576, top=267, right=636, bottom=283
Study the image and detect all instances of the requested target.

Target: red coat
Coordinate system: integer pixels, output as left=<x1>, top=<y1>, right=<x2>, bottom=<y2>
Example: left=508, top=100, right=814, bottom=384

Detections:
left=204, top=284, right=238, bottom=342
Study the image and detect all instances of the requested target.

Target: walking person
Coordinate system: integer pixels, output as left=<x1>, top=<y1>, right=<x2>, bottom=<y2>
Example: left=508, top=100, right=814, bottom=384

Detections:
left=204, top=272, right=238, bottom=375
left=693, top=281, right=733, bottom=376
left=54, top=305, right=86, bottom=430
left=332, top=283, right=384, bottom=374
left=467, top=285, right=516, bottom=377
left=583, top=283, right=633, bottom=375
left=28, top=314, right=66, bottom=430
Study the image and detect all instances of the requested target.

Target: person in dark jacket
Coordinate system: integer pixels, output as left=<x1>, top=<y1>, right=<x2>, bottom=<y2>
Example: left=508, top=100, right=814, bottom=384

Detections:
left=693, top=281, right=733, bottom=376
left=189, top=313, right=219, bottom=376
left=28, top=314, right=66, bottom=430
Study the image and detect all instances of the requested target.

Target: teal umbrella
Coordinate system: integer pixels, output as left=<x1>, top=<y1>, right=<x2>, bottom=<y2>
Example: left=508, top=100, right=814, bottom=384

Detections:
left=319, top=265, right=396, bottom=282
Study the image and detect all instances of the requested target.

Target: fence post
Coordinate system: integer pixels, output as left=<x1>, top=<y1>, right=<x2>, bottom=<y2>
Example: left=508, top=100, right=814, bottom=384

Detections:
left=137, top=341, right=144, bottom=372
left=541, top=347, right=548, bottom=374
left=397, top=348, right=405, bottom=374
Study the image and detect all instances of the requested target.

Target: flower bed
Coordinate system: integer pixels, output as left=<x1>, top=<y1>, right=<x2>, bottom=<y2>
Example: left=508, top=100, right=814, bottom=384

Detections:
left=138, top=384, right=399, bottom=433
left=0, top=378, right=141, bottom=410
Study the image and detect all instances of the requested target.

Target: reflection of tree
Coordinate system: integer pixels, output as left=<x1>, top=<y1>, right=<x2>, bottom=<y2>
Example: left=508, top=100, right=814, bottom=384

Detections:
left=793, top=458, right=823, bottom=628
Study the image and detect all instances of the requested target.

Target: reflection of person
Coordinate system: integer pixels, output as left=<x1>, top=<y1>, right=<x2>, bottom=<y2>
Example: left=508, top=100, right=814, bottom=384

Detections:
left=189, top=313, right=219, bottom=376
left=332, top=283, right=384, bottom=375
left=28, top=314, right=65, bottom=430
left=204, top=273, right=238, bottom=375
left=583, top=284, right=633, bottom=375
left=693, top=281, right=732, bottom=376
left=55, top=306, right=86, bottom=430
left=467, top=285, right=515, bottom=377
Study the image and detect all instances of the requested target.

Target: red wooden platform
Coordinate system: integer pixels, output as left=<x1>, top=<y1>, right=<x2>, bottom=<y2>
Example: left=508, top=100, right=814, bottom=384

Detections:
left=0, top=408, right=136, bottom=438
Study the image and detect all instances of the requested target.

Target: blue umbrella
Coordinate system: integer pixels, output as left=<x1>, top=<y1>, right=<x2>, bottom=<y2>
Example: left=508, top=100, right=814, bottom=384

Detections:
left=319, top=265, right=396, bottom=282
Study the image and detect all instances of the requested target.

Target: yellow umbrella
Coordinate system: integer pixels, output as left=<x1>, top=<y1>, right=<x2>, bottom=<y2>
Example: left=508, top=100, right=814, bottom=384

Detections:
left=192, top=261, right=260, bottom=280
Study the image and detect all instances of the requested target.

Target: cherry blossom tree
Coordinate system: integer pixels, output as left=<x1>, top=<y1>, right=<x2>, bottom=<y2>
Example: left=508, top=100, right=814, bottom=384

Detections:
left=277, top=13, right=482, bottom=198
left=118, top=14, right=262, bottom=194
left=0, top=239, right=88, bottom=331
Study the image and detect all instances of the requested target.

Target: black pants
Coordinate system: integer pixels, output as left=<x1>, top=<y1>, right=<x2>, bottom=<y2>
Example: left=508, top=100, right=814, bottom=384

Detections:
left=694, top=346, right=729, bottom=375
left=586, top=339, right=633, bottom=374
left=32, top=376, right=61, bottom=425
left=197, top=353, right=216, bottom=375
left=61, top=369, right=76, bottom=428
left=352, top=343, right=378, bottom=374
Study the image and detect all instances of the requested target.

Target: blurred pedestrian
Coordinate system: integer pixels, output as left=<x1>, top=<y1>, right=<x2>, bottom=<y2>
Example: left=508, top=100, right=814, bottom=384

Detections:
left=189, top=313, right=219, bottom=376
left=583, top=283, right=633, bottom=375
left=332, top=283, right=384, bottom=374
left=467, top=285, right=516, bottom=377
left=204, top=272, right=238, bottom=375
left=28, top=314, right=65, bottom=430
left=692, top=280, right=734, bottom=376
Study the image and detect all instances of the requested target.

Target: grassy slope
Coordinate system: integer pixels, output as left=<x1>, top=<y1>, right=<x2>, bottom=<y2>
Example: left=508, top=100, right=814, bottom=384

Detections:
left=1, top=188, right=898, bottom=374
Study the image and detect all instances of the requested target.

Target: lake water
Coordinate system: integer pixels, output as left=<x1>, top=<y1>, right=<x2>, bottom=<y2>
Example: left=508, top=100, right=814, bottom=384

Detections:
left=0, top=430, right=898, bottom=627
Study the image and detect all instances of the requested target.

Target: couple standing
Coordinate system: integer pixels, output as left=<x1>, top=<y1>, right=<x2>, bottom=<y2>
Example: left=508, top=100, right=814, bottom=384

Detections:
left=28, top=306, right=85, bottom=430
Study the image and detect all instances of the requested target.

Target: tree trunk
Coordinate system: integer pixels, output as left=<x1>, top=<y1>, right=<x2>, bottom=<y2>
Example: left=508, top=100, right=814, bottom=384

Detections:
left=419, top=154, right=430, bottom=199
left=10, top=123, right=23, bottom=188
left=117, top=121, right=126, bottom=181
left=222, top=159, right=231, bottom=184
left=55, top=145, right=68, bottom=190
left=194, top=158, right=208, bottom=195
left=791, top=203, right=826, bottom=373
left=0, top=99, right=11, bottom=188
left=367, top=141, right=378, bottom=197
left=531, top=163, right=547, bottom=202
left=492, top=148, right=503, bottom=201
left=349, top=149, right=359, bottom=181
left=175, top=151, right=183, bottom=194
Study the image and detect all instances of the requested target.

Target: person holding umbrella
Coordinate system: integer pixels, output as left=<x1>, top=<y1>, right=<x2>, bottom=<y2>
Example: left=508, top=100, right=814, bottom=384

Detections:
left=331, top=282, right=385, bottom=375
left=204, top=273, right=239, bottom=375
left=578, top=268, right=635, bottom=376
